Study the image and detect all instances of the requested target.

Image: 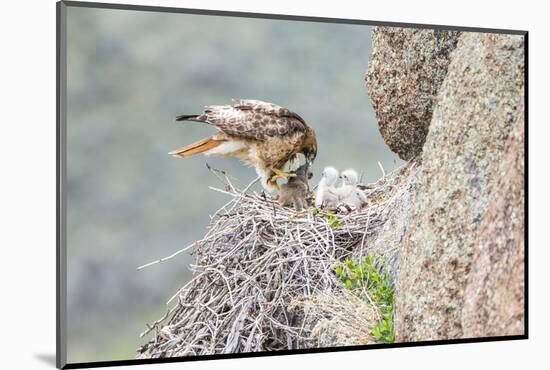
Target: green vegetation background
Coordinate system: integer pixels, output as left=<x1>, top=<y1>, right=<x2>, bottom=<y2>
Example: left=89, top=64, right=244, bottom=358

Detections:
left=66, top=7, right=401, bottom=363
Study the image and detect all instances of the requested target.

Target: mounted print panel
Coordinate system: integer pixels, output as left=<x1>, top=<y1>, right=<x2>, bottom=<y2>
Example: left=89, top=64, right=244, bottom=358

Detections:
left=57, top=1, right=527, bottom=368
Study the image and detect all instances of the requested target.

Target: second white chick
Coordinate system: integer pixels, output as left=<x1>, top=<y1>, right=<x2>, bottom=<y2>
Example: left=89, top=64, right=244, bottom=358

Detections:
left=338, top=169, right=367, bottom=210
left=315, top=166, right=339, bottom=208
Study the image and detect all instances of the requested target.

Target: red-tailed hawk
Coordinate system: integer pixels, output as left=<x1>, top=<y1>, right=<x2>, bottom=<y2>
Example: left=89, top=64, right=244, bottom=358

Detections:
left=169, top=99, right=317, bottom=192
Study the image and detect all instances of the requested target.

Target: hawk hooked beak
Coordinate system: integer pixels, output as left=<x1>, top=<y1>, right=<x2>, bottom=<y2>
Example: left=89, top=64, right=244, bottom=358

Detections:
left=305, top=150, right=316, bottom=167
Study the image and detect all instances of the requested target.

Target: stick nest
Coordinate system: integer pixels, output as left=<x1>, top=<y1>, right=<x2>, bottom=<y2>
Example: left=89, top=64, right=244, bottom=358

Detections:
left=137, top=162, right=414, bottom=358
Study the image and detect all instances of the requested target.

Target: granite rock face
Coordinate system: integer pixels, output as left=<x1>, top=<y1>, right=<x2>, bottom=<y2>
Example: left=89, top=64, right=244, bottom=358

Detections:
left=365, top=27, right=460, bottom=160
left=393, top=32, right=525, bottom=341
left=461, top=100, right=525, bottom=338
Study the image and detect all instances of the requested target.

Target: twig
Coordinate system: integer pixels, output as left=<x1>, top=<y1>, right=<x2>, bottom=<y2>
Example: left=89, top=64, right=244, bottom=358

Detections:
left=377, top=161, right=386, bottom=178
left=137, top=242, right=197, bottom=271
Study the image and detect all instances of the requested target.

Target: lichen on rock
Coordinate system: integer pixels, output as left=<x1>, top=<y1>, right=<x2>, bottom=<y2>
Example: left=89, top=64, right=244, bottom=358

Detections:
left=366, top=27, right=461, bottom=160
left=393, top=32, right=525, bottom=341
left=461, top=95, right=525, bottom=338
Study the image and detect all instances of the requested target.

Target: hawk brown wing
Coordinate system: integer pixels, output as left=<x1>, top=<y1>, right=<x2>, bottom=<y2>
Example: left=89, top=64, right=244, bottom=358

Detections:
left=176, top=99, right=308, bottom=141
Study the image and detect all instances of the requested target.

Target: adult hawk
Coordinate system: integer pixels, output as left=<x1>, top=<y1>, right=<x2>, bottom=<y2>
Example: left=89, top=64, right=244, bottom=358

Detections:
left=169, top=99, right=317, bottom=192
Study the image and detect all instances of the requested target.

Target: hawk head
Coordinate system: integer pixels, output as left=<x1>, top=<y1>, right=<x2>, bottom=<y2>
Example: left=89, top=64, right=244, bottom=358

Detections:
left=302, top=127, right=318, bottom=166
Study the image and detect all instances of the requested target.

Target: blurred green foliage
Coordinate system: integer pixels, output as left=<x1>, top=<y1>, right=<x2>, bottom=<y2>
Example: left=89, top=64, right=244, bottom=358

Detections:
left=66, top=6, right=401, bottom=363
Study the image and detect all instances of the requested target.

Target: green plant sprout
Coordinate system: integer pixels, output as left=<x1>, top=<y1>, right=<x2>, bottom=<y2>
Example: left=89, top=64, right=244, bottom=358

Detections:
left=324, top=211, right=341, bottom=229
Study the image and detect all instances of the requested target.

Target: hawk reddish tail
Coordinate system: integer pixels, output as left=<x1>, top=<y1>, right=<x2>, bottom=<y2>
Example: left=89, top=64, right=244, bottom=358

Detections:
left=169, top=136, right=223, bottom=157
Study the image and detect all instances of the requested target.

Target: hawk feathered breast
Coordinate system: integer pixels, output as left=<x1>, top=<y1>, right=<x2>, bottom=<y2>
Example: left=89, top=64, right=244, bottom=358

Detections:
left=169, top=99, right=317, bottom=192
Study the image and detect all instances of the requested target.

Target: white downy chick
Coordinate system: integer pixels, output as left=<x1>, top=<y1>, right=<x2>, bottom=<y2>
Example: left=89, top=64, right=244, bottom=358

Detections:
left=315, top=166, right=339, bottom=208
left=338, top=169, right=367, bottom=210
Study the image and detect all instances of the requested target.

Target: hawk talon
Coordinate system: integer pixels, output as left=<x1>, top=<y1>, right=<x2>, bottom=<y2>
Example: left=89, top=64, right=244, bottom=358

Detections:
left=271, top=169, right=297, bottom=182
left=269, top=182, right=281, bottom=192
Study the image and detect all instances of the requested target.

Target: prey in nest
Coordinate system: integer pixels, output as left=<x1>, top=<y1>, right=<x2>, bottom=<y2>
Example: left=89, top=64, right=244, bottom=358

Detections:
left=276, top=163, right=314, bottom=211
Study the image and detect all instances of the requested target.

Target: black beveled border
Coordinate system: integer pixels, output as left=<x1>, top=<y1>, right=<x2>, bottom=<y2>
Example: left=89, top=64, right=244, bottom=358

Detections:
left=57, top=1, right=67, bottom=368
left=56, top=1, right=529, bottom=369
left=60, top=0, right=528, bottom=34
left=62, top=335, right=527, bottom=370
left=524, top=31, right=529, bottom=342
